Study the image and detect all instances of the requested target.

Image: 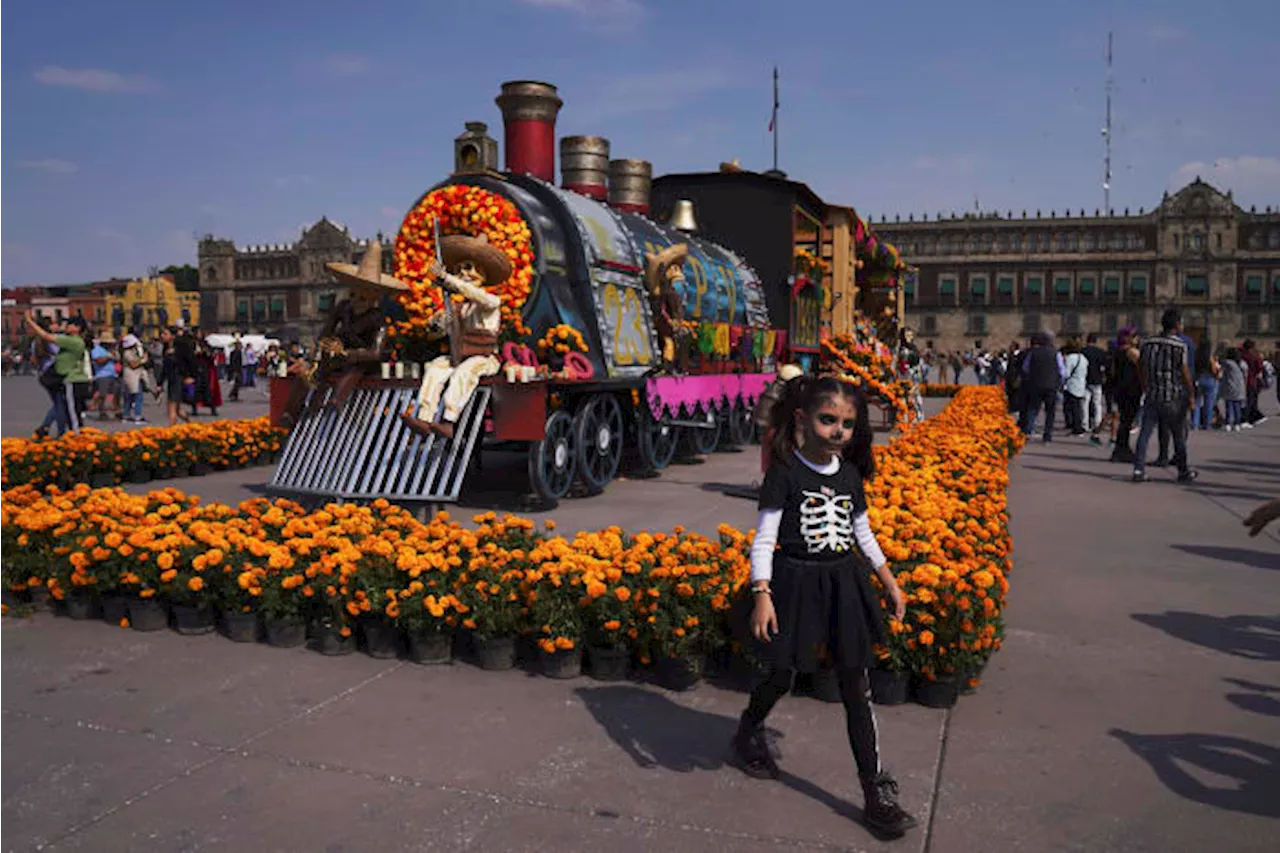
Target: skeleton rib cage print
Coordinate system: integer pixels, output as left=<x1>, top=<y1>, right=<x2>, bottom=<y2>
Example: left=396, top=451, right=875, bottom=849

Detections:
left=798, top=486, right=855, bottom=553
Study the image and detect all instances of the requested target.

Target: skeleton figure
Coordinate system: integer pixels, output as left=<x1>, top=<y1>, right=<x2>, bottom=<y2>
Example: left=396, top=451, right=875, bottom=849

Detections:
left=798, top=485, right=855, bottom=553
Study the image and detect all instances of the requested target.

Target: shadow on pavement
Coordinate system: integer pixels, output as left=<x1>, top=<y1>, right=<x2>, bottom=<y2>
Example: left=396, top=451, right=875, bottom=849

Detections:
left=1214, top=459, right=1280, bottom=472
left=1223, top=679, right=1280, bottom=718
left=1131, top=612, right=1280, bottom=661
left=1109, top=729, right=1280, bottom=818
left=575, top=685, right=865, bottom=821
left=701, top=482, right=759, bottom=501
left=1169, top=544, right=1280, bottom=571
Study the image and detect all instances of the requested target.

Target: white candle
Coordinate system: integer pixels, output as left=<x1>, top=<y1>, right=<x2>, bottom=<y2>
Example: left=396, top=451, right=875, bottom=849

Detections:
left=410, top=362, right=421, bottom=379
left=380, top=363, right=392, bottom=379
left=394, top=362, right=405, bottom=379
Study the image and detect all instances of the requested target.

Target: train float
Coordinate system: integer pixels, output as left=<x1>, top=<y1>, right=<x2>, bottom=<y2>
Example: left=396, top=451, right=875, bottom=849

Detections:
left=269, top=80, right=907, bottom=506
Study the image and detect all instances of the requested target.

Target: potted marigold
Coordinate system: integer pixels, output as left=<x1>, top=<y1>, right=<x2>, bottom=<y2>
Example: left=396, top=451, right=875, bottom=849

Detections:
left=348, top=544, right=403, bottom=660
left=160, top=549, right=217, bottom=635
left=870, top=624, right=911, bottom=706
left=219, top=565, right=264, bottom=643
left=399, top=589, right=458, bottom=664
left=309, top=583, right=355, bottom=657
left=580, top=576, right=634, bottom=682
left=455, top=561, right=525, bottom=671
left=640, top=580, right=714, bottom=692
left=119, top=559, right=167, bottom=632
left=257, top=565, right=309, bottom=648
left=525, top=565, right=584, bottom=679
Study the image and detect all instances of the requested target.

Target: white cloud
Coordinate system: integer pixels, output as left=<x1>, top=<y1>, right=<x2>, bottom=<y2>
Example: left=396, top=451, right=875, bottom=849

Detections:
left=1170, top=156, right=1280, bottom=195
left=17, top=158, right=79, bottom=175
left=517, top=0, right=644, bottom=32
left=320, top=54, right=370, bottom=77
left=34, top=66, right=162, bottom=94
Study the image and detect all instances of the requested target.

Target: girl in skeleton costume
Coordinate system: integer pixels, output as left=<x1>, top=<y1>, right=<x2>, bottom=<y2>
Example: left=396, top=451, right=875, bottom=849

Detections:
left=734, top=375, right=917, bottom=841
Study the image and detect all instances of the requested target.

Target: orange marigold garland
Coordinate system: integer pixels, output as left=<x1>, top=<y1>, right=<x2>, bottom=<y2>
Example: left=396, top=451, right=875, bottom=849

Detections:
left=393, top=184, right=536, bottom=341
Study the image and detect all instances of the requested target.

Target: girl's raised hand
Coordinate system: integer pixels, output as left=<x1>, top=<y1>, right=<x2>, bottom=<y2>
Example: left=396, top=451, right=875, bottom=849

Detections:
left=751, top=596, right=778, bottom=643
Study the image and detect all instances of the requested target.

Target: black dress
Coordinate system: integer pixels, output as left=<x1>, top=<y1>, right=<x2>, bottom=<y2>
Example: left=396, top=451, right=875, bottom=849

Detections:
left=755, top=459, right=888, bottom=673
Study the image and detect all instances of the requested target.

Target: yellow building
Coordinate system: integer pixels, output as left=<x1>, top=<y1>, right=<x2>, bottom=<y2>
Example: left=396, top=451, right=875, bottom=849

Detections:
left=102, top=275, right=201, bottom=336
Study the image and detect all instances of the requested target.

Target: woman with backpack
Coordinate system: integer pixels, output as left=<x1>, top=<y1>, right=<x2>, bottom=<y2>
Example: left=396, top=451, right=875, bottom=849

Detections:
left=1219, top=348, right=1247, bottom=432
left=1061, top=339, right=1089, bottom=437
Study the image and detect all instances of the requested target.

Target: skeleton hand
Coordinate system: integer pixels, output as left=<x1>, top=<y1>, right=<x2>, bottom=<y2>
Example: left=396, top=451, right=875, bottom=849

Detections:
left=428, top=258, right=447, bottom=280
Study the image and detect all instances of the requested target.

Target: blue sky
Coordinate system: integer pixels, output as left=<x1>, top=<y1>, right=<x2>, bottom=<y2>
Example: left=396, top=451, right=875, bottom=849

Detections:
left=3, top=0, right=1278, bottom=286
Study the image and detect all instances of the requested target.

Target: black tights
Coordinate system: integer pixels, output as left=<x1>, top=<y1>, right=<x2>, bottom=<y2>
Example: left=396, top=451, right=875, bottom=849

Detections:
left=743, top=667, right=881, bottom=779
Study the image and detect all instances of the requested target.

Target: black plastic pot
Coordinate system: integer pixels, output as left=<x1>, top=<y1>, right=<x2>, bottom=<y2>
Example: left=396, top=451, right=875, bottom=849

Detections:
left=474, top=635, right=516, bottom=671
left=222, top=609, right=260, bottom=643
left=360, top=617, right=402, bottom=659
left=914, top=673, right=960, bottom=709
left=265, top=618, right=306, bottom=648
left=127, top=597, right=168, bottom=632
left=100, top=592, right=128, bottom=625
left=172, top=604, right=215, bottom=635
left=540, top=646, right=582, bottom=679
left=311, top=624, right=355, bottom=656
left=63, top=590, right=98, bottom=621
left=656, top=655, right=703, bottom=692
left=127, top=469, right=152, bottom=484
left=189, top=463, right=210, bottom=477
left=154, top=468, right=174, bottom=481
left=870, top=668, right=911, bottom=706
left=89, top=472, right=116, bottom=489
left=172, top=467, right=191, bottom=479
left=29, top=587, right=53, bottom=612
left=586, top=645, right=629, bottom=682
left=408, top=631, right=453, bottom=665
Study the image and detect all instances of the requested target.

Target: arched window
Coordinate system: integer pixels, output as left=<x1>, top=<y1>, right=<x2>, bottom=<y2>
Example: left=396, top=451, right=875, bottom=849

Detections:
left=204, top=267, right=218, bottom=282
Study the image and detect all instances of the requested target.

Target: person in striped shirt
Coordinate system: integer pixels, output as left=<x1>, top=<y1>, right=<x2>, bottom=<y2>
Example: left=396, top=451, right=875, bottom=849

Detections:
left=1133, top=308, right=1198, bottom=483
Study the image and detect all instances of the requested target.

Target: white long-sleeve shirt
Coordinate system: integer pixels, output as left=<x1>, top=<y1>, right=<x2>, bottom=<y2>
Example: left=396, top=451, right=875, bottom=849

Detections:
left=749, top=453, right=887, bottom=583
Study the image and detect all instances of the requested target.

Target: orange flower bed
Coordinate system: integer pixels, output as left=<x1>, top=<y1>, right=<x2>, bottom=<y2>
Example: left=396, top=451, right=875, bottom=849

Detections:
left=1, top=418, right=286, bottom=489
left=393, top=184, right=536, bottom=342
left=2, top=388, right=1020, bottom=683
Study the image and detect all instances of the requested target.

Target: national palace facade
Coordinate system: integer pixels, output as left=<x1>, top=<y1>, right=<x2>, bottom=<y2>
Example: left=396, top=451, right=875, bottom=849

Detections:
left=875, top=179, right=1280, bottom=350
left=196, top=217, right=393, bottom=341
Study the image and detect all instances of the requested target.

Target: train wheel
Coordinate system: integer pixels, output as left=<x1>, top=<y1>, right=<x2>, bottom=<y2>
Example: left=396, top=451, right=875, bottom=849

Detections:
left=635, top=405, right=678, bottom=471
left=679, top=406, right=721, bottom=457
left=528, top=410, right=577, bottom=501
left=574, top=393, right=624, bottom=494
left=726, top=401, right=755, bottom=448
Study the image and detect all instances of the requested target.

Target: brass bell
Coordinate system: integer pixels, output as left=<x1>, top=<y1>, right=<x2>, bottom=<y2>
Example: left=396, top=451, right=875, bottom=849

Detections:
left=668, top=199, right=699, bottom=233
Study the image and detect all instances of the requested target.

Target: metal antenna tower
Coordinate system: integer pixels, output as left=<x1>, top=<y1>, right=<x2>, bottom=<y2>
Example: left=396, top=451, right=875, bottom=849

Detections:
left=1102, top=32, right=1113, bottom=213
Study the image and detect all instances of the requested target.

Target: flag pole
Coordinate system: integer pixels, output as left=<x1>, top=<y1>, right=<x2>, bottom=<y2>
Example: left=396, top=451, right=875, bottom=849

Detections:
left=771, top=67, right=780, bottom=172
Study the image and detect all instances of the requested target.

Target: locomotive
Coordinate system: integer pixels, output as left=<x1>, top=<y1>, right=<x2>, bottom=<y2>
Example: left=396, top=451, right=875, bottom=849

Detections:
left=270, top=81, right=801, bottom=506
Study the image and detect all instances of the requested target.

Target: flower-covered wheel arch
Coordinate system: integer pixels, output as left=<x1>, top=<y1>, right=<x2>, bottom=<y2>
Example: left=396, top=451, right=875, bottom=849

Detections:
left=393, top=184, right=536, bottom=340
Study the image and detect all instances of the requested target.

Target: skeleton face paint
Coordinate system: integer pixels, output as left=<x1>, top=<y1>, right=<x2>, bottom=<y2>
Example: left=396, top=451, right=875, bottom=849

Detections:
left=798, top=393, right=858, bottom=458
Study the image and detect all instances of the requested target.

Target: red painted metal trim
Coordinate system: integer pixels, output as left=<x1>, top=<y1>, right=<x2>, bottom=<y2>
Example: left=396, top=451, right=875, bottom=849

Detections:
left=563, top=182, right=608, bottom=200
left=504, top=118, right=555, bottom=183
left=598, top=259, right=643, bottom=275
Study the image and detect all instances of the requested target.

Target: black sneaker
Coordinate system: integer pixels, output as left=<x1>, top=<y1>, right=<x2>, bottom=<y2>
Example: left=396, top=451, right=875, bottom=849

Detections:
left=730, top=721, right=780, bottom=780
left=861, top=772, right=919, bottom=839
left=1132, top=471, right=1148, bottom=483
left=1177, top=470, right=1200, bottom=483
left=1151, top=458, right=1169, bottom=468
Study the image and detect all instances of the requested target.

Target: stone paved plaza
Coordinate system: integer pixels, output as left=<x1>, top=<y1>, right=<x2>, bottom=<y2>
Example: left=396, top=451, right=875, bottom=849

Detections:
left=2, top=377, right=1278, bottom=852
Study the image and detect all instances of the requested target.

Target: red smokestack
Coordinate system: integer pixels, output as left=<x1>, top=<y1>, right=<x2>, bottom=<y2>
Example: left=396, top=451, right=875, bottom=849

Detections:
left=495, top=81, right=562, bottom=183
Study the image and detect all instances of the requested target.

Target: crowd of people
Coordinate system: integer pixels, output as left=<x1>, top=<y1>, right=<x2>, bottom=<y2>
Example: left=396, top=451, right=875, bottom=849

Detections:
left=998, top=308, right=1276, bottom=483
left=15, top=312, right=300, bottom=437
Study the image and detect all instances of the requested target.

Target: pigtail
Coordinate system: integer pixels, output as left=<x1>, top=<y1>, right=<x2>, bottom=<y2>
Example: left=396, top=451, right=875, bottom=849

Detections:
left=768, top=374, right=813, bottom=466
left=841, top=384, right=876, bottom=481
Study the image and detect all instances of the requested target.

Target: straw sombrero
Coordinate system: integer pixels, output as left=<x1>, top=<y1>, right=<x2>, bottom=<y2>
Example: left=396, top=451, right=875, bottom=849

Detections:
left=647, top=242, right=689, bottom=270
left=97, top=331, right=117, bottom=345
left=326, top=241, right=410, bottom=292
left=439, top=233, right=513, bottom=285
